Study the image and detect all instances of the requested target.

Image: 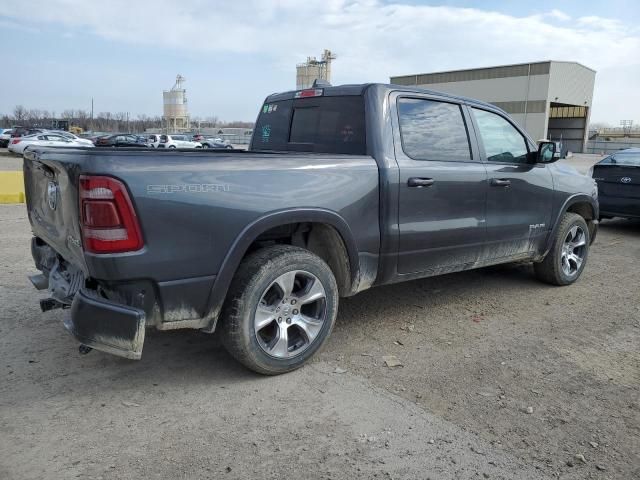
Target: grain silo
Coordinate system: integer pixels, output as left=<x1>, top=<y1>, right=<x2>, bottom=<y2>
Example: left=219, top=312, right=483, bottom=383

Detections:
left=296, top=50, right=336, bottom=89
left=163, top=75, right=190, bottom=132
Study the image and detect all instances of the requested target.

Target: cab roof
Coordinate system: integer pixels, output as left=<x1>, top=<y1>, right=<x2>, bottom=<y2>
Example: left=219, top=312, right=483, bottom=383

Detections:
left=264, top=83, right=506, bottom=114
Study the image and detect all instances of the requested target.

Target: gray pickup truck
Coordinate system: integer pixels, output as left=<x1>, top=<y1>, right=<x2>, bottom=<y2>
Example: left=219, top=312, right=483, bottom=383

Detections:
left=24, top=83, right=598, bottom=374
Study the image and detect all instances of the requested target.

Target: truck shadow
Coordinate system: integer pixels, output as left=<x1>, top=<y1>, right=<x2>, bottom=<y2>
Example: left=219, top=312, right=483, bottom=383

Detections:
left=598, top=217, right=640, bottom=234
left=16, top=219, right=639, bottom=392
left=64, top=263, right=544, bottom=383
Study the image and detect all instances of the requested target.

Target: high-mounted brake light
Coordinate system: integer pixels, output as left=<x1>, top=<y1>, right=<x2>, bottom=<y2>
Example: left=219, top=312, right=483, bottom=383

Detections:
left=79, top=175, right=143, bottom=253
left=294, top=88, right=323, bottom=99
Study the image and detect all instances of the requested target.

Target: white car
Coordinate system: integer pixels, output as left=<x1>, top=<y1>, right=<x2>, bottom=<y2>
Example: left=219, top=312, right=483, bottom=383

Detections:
left=158, top=134, right=202, bottom=149
left=0, top=129, right=13, bottom=147
left=47, top=130, right=94, bottom=147
left=146, top=134, right=162, bottom=148
left=8, top=133, right=94, bottom=154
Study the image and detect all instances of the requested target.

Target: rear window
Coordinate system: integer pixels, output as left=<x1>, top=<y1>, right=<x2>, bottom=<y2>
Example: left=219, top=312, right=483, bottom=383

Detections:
left=602, top=153, right=640, bottom=166
left=252, top=95, right=366, bottom=154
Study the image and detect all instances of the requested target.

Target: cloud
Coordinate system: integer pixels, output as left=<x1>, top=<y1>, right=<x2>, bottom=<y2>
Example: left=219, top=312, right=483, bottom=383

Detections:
left=0, top=0, right=638, bottom=122
left=547, top=9, right=571, bottom=21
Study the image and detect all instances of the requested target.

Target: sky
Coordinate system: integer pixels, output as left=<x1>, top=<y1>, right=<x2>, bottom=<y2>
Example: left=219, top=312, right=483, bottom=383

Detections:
left=0, top=0, right=638, bottom=124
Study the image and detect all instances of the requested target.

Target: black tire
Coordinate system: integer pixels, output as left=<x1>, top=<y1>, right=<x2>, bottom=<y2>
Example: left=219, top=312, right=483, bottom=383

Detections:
left=220, top=245, right=339, bottom=375
left=226, top=145, right=233, bottom=149
left=201, top=143, right=210, bottom=149
left=534, top=212, right=590, bottom=286
left=169, top=145, right=176, bottom=149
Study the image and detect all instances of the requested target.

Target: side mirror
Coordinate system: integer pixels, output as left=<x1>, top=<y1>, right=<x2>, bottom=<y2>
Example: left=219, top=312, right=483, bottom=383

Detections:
left=537, top=141, right=557, bottom=163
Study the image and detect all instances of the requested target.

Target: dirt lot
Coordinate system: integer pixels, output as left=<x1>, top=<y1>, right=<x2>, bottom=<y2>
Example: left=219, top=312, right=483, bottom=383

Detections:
left=1, top=158, right=639, bottom=479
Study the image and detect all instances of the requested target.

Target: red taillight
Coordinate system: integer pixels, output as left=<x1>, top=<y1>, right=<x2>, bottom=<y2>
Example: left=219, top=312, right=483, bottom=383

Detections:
left=11, top=139, right=21, bottom=144
left=79, top=175, right=143, bottom=253
left=294, top=88, right=323, bottom=99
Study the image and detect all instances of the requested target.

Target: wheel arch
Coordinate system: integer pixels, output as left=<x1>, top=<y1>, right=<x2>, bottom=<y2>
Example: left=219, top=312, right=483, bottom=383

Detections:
left=202, top=208, right=361, bottom=331
left=541, top=194, right=598, bottom=259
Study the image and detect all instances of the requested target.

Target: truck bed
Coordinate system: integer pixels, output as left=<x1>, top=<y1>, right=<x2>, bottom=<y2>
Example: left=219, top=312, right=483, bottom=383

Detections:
left=24, top=146, right=380, bottom=331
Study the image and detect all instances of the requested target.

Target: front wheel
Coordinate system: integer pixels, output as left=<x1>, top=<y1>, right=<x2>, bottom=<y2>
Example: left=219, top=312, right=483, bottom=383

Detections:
left=221, top=245, right=339, bottom=375
left=534, top=212, right=590, bottom=286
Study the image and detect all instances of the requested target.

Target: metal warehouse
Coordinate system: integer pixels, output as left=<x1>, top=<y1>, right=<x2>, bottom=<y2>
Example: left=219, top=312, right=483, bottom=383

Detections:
left=391, top=61, right=595, bottom=153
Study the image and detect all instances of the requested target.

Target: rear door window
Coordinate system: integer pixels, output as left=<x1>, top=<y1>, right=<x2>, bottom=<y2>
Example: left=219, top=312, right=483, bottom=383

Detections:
left=397, top=98, right=472, bottom=161
left=252, top=95, right=366, bottom=154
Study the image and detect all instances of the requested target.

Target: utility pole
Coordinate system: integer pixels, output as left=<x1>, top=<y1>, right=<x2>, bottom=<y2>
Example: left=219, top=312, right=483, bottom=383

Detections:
left=90, top=97, right=94, bottom=132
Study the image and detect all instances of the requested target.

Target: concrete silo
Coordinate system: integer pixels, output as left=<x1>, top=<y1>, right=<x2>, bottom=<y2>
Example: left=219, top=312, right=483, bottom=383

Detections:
left=163, top=75, right=190, bottom=132
left=296, top=50, right=336, bottom=89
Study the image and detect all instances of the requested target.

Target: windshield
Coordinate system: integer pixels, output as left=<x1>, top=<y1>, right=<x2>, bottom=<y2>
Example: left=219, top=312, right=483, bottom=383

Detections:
left=251, top=95, right=366, bottom=154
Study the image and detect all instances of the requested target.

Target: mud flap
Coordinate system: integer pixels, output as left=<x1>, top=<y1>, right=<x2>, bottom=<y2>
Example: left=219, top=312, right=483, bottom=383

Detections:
left=64, top=289, right=146, bottom=360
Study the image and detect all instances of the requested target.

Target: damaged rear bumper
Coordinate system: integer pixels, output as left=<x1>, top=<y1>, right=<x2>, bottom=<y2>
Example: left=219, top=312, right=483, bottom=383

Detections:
left=65, top=288, right=146, bottom=360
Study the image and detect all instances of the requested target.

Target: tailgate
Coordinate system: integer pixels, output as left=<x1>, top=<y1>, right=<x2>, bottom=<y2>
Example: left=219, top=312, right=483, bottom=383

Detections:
left=23, top=150, right=86, bottom=271
left=593, top=165, right=640, bottom=199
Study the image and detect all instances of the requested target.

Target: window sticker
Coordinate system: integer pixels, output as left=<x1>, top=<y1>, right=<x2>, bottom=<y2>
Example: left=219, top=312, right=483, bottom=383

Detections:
left=261, top=125, right=271, bottom=143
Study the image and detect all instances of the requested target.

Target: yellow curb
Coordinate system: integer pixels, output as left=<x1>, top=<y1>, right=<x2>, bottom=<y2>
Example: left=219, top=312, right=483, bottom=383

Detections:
left=0, top=171, right=25, bottom=203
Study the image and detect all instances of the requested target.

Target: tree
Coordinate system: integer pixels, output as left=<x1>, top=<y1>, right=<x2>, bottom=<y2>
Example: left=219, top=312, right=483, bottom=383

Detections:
left=13, top=105, right=27, bottom=123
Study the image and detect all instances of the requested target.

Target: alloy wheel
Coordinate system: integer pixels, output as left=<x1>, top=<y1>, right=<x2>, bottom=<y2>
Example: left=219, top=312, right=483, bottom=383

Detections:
left=254, top=270, right=327, bottom=359
left=561, top=225, right=587, bottom=277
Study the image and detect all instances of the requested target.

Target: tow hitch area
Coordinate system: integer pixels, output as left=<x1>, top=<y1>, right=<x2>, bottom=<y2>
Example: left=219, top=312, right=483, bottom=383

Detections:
left=28, top=273, right=48, bottom=290
left=40, top=297, right=68, bottom=312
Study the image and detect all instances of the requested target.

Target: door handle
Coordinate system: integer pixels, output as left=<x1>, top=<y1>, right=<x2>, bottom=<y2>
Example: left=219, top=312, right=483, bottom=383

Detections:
left=408, top=177, right=435, bottom=188
left=490, top=178, right=511, bottom=187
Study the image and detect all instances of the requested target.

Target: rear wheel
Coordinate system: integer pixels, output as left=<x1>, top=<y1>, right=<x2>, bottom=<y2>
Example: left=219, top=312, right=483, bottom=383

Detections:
left=221, top=245, right=339, bottom=375
left=169, top=145, right=176, bottom=149
left=201, top=143, right=210, bottom=149
left=534, top=212, right=590, bottom=285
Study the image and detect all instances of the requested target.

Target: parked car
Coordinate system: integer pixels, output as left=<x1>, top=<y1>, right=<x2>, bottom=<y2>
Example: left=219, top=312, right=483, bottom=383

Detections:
left=23, top=83, right=598, bottom=374
left=11, top=127, right=46, bottom=138
left=192, top=134, right=205, bottom=142
left=200, top=137, right=233, bottom=149
left=157, top=134, right=202, bottom=149
left=0, top=129, right=13, bottom=147
left=81, top=133, right=108, bottom=144
left=48, top=130, right=94, bottom=146
left=590, top=148, right=640, bottom=219
left=95, top=134, right=149, bottom=148
left=146, top=134, right=162, bottom=148
left=8, top=133, right=94, bottom=154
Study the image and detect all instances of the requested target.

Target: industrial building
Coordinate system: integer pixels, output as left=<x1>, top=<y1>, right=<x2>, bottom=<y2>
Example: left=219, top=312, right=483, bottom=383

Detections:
left=587, top=126, right=640, bottom=154
left=296, top=50, right=336, bottom=90
left=163, top=75, right=190, bottom=132
left=391, top=61, right=596, bottom=153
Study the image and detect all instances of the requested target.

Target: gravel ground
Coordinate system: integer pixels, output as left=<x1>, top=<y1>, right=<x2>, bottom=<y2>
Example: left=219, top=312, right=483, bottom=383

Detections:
left=1, top=159, right=638, bottom=479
